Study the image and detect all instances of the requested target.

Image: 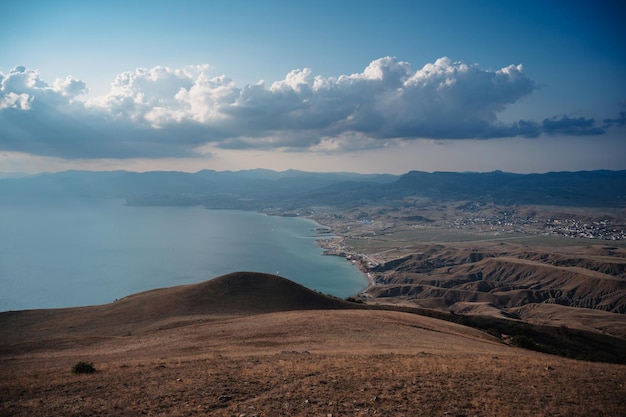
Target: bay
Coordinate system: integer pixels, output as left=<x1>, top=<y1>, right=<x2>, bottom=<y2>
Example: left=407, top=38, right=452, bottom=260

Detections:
left=0, top=201, right=367, bottom=311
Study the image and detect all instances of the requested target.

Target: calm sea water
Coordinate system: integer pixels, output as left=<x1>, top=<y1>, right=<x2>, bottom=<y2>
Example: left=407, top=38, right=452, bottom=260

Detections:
left=0, top=201, right=367, bottom=311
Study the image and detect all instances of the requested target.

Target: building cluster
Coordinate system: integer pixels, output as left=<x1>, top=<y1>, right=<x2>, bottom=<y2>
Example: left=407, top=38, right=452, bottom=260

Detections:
left=449, top=213, right=531, bottom=233
left=448, top=213, right=625, bottom=240
left=543, top=218, right=626, bottom=240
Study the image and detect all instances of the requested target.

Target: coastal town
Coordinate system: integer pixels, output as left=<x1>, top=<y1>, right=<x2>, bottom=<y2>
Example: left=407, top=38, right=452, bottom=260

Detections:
left=308, top=201, right=626, bottom=279
left=303, top=202, right=626, bottom=248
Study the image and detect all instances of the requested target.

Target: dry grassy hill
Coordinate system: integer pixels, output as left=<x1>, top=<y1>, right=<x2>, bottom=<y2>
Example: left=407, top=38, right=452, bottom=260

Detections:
left=366, top=243, right=626, bottom=337
left=0, top=272, right=353, bottom=346
left=1, top=272, right=625, bottom=416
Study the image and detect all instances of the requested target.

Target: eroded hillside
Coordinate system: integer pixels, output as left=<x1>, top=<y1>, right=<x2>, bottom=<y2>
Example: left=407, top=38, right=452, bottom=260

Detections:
left=363, top=243, right=626, bottom=336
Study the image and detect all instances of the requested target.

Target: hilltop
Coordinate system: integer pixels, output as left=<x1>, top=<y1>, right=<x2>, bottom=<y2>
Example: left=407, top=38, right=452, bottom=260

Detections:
left=1, top=272, right=625, bottom=416
left=0, top=272, right=354, bottom=345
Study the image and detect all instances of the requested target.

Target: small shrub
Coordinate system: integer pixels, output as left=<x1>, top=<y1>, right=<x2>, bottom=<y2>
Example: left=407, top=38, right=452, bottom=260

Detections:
left=72, top=361, right=96, bottom=374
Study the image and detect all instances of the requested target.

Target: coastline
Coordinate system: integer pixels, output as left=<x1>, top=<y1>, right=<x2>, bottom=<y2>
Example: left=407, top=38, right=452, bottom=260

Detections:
left=312, top=226, right=377, bottom=291
left=1, top=205, right=368, bottom=312
left=306, top=210, right=626, bottom=334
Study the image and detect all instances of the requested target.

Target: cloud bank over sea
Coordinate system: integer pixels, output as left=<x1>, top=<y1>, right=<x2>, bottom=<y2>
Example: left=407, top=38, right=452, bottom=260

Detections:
left=0, top=57, right=612, bottom=160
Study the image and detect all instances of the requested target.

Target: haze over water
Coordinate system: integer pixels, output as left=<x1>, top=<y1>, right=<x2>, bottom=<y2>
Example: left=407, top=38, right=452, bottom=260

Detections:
left=0, top=202, right=367, bottom=311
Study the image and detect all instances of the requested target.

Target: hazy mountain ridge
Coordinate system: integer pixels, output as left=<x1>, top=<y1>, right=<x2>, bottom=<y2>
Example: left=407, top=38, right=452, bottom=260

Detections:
left=390, top=170, right=626, bottom=206
left=1, top=169, right=625, bottom=208
left=0, top=169, right=395, bottom=206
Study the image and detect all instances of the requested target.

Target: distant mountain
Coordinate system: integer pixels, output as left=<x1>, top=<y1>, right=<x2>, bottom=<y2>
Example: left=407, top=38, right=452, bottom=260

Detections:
left=389, top=170, right=626, bottom=206
left=0, top=169, right=624, bottom=208
left=0, top=169, right=397, bottom=207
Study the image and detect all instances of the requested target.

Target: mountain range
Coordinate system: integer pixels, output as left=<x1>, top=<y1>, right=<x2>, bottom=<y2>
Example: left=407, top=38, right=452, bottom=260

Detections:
left=1, top=169, right=625, bottom=208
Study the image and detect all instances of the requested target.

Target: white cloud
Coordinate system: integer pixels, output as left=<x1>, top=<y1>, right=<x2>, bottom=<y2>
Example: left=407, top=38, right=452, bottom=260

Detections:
left=309, top=132, right=395, bottom=153
left=0, top=66, right=86, bottom=108
left=0, top=92, right=31, bottom=110
left=52, top=76, right=88, bottom=98
left=174, top=73, right=239, bottom=124
left=87, top=65, right=203, bottom=123
left=0, top=58, right=614, bottom=159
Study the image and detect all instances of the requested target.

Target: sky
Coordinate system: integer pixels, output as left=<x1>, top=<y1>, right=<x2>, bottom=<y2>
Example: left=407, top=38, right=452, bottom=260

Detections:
left=1, top=0, right=625, bottom=175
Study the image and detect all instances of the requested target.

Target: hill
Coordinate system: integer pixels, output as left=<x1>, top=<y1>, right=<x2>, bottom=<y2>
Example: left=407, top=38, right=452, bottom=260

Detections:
left=0, top=272, right=353, bottom=345
left=1, top=272, right=625, bottom=416
left=362, top=243, right=626, bottom=336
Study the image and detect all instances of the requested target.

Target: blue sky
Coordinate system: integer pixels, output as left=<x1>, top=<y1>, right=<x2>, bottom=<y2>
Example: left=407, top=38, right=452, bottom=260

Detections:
left=1, top=0, right=624, bottom=174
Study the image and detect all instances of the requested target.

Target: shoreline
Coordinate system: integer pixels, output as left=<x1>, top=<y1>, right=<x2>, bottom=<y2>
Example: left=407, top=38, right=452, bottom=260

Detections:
left=0, top=206, right=366, bottom=312
left=312, top=231, right=377, bottom=293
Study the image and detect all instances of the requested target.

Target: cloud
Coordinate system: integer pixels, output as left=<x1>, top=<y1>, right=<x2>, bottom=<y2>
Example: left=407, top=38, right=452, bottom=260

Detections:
left=0, top=66, right=87, bottom=108
left=0, top=92, right=31, bottom=110
left=0, top=58, right=613, bottom=159
left=541, top=115, right=605, bottom=136
left=603, top=111, right=626, bottom=128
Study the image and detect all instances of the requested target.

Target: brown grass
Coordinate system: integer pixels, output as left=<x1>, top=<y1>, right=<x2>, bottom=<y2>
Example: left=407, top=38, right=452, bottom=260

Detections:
left=1, top=273, right=625, bottom=416
left=360, top=242, right=626, bottom=340
left=3, top=349, right=625, bottom=417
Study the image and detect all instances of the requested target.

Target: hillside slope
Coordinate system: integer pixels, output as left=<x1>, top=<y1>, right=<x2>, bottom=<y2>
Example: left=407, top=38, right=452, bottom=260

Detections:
left=366, top=243, right=626, bottom=337
left=1, top=272, right=625, bottom=417
left=0, top=272, right=354, bottom=345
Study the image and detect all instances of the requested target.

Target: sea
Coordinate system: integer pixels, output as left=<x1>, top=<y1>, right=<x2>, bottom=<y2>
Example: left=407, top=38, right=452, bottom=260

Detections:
left=0, top=201, right=367, bottom=311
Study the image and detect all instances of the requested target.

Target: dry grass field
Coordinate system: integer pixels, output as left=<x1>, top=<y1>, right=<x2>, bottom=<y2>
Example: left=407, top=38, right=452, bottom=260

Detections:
left=1, top=273, right=625, bottom=416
